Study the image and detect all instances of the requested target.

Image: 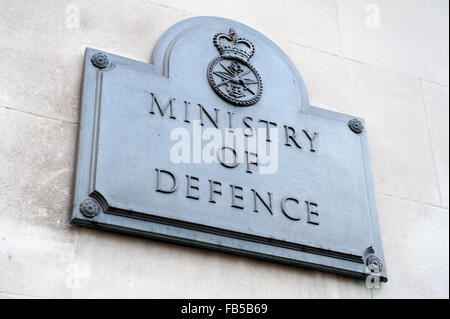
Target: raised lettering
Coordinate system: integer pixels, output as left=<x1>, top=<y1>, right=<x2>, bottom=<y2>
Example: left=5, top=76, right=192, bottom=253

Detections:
left=217, top=146, right=239, bottom=169
left=245, top=151, right=258, bottom=174
left=150, top=93, right=176, bottom=119
left=243, top=116, right=255, bottom=137
left=184, top=100, right=191, bottom=123
left=303, top=130, right=318, bottom=152
left=186, top=175, right=200, bottom=200
left=155, top=169, right=177, bottom=193
left=281, top=196, right=301, bottom=221
left=198, top=104, right=219, bottom=128
left=306, top=201, right=319, bottom=225
left=208, top=180, right=222, bottom=203
left=251, top=190, right=273, bottom=215
left=230, top=185, right=244, bottom=209
left=259, top=119, right=277, bottom=142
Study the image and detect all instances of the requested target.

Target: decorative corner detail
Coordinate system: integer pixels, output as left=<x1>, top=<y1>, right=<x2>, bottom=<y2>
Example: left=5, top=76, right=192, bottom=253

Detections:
left=79, top=198, right=102, bottom=218
left=207, top=28, right=263, bottom=107
left=91, top=52, right=109, bottom=69
left=366, top=255, right=383, bottom=272
left=348, top=119, right=364, bottom=134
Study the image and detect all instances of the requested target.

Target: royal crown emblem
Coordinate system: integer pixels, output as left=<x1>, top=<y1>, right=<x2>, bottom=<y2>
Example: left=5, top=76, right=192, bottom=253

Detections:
left=207, top=28, right=263, bottom=106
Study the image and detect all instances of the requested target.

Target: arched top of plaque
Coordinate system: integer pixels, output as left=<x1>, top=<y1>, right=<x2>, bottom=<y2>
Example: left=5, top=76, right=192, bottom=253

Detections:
left=150, top=16, right=310, bottom=111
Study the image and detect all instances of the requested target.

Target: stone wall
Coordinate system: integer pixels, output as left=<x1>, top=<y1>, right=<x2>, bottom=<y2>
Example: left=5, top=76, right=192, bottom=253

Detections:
left=0, top=0, right=448, bottom=298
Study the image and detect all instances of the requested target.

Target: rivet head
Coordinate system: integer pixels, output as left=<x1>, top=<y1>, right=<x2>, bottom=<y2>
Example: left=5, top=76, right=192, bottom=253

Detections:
left=91, top=52, right=109, bottom=69
left=366, top=255, right=383, bottom=272
left=80, top=198, right=101, bottom=218
left=348, top=119, right=364, bottom=134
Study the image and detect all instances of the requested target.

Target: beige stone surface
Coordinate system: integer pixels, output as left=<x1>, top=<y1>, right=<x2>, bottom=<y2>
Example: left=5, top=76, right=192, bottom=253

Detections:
left=278, top=38, right=349, bottom=112
left=0, top=107, right=78, bottom=298
left=0, top=215, right=76, bottom=298
left=0, top=0, right=190, bottom=123
left=0, top=0, right=82, bottom=123
left=421, top=81, right=449, bottom=208
left=0, top=107, right=77, bottom=228
left=337, top=0, right=449, bottom=85
left=374, top=194, right=449, bottom=299
left=71, top=227, right=370, bottom=298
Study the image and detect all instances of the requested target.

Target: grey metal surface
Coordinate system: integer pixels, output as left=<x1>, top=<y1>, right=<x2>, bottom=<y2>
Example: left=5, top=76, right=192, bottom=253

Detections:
left=71, top=16, right=387, bottom=282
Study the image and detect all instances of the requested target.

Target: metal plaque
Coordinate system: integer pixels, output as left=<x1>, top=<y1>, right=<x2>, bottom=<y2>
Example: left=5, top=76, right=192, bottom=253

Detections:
left=72, top=17, right=387, bottom=281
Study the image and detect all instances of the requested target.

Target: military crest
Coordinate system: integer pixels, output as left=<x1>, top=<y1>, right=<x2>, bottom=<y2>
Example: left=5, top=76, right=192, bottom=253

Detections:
left=207, top=28, right=263, bottom=106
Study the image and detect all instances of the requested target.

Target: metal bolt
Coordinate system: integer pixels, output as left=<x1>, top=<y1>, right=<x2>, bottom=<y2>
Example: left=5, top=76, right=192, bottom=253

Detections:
left=348, top=119, right=364, bottom=134
left=91, top=52, right=109, bottom=69
left=80, top=198, right=101, bottom=218
left=366, top=255, right=383, bottom=272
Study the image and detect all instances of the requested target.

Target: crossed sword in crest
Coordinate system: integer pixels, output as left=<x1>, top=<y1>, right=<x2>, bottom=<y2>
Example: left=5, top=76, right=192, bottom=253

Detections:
left=213, top=62, right=258, bottom=96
